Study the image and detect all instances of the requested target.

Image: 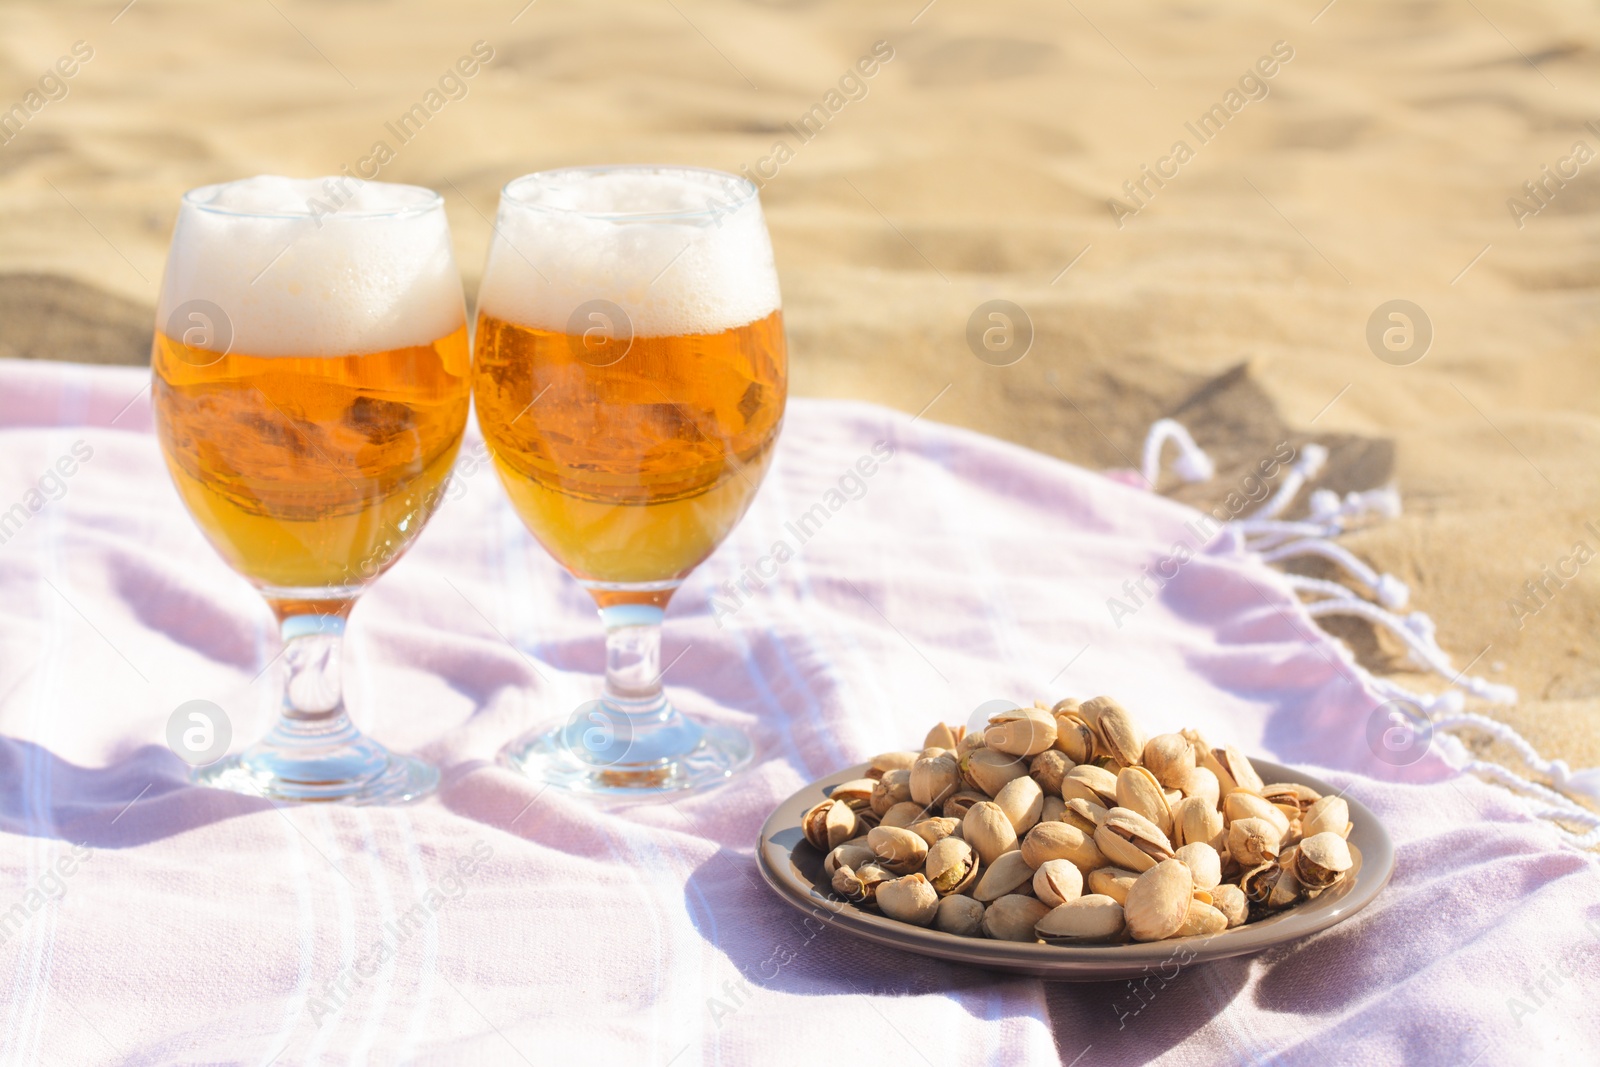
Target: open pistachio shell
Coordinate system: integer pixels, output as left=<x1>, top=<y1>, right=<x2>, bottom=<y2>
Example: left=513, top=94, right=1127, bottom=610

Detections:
left=865, top=750, right=919, bottom=779
left=923, top=722, right=964, bottom=751
left=824, top=842, right=877, bottom=879
left=1094, top=807, right=1174, bottom=873
left=974, top=850, right=1035, bottom=902
left=1061, top=797, right=1109, bottom=835
left=1171, top=796, right=1225, bottom=851
left=1032, top=859, right=1084, bottom=908
left=1052, top=714, right=1096, bottom=763
left=910, top=816, right=962, bottom=847
left=1116, top=765, right=1173, bottom=838
left=984, top=705, right=1058, bottom=757
left=869, top=769, right=912, bottom=816
left=994, top=774, right=1045, bottom=835
left=803, top=799, right=859, bottom=851
left=1302, top=795, right=1352, bottom=839
left=1295, top=831, right=1353, bottom=889
left=942, top=789, right=991, bottom=820
left=1222, top=792, right=1291, bottom=837
left=876, top=873, right=939, bottom=926
left=879, top=801, right=928, bottom=830
left=961, top=747, right=1031, bottom=797
left=868, top=824, right=929, bottom=875
left=1211, top=882, right=1249, bottom=927
left=924, top=835, right=980, bottom=895
left=1020, top=821, right=1105, bottom=872
left=1226, top=816, right=1281, bottom=867
left=1060, top=764, right=1119, bottom=807
left=910, top=753, right=961, bottom=808
left=1079, top=695, right=1145, bottom=767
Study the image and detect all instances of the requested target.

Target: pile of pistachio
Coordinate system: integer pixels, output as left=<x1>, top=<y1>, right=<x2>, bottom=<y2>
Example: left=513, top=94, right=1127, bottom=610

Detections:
left=804, top=697, right=1355, bottom=944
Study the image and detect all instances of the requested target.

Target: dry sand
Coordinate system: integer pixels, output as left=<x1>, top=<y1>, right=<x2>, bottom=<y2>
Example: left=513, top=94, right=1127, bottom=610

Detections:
left=1, top=0, right=1596, bottom=777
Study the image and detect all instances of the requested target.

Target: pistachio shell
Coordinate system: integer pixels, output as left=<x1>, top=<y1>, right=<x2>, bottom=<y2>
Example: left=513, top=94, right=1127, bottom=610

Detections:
left=1208, top=746, right=1264, bottom=797
left=923, top=722, right=964, bottom=751
left=961, top=747, right=1031, bottom=797
left=1079, top=696, right=1145, bottom=766
left=956, top=730, right=987, bottom=758
left=1142, top=733, right=1195, bottom=788
left=963, top=801, right=1019, bottom=867
left=1262, top=781, right=1321, bottom=816
left=1093, top=807, right=1174, bottom=873
left=1171, top=796, right=1225, bottom=850
left=1226, top=816, right=1282, bottom=867
left=865, top=750, right=919, bottom=779
left=1267, top=852, right=1305, bottom=909
left=1174, top=841, right=1222, bottom=891
left=1302, top=795, right=1352, bottom=839
left=869, top=770, right=912, bottom=816
left=1050, top=697, right=1083, bottom=717
left=1125, top=859, right=1193, bottom=941
left=1032, top=859, right=1084, bottom=908
left=910, top=753, right=961, bottom=807
left=1295, top=831, right=1353, bottom=889
left=1020, top=821, right=1106, bottom=872
left=876, top=873, right=939, bottom=926
left=1036, top=894, right=1125, bottom=943
left=934, top=893, right=985, bottom=936
left=983, top=706, right=1058, bottom=757
left=1210, top=882, right=1249, bottom=927
left=1176, top=899, right=1228, bottom=937
left=1060, top=764, right=1119, bottom=807
left=1029, top=749, right=1072, bottom=796
left=994, top=775, right=1045, bottom=835
left=868, top=825, right=929, bottom=875
left=1040, top=796, right=1066, bottom=824
left=974, top=850, right=1036, bottom=902
left=942, top=790, right=990, bottom=820
left=829, top=778, right=876, bottom=810
left=880, top=801, right=928, bottom=829
left=924, top=835, right=979, bottom=895
left=1116, top=766, right=1173, bottom=838
left=982, top=894, right=1051, bottom=942
left=1087, top=866, right=1140, bottom=906
left=803, top=799, right=859, bottom=851
left=1222, top=792, right=1291, bottom=837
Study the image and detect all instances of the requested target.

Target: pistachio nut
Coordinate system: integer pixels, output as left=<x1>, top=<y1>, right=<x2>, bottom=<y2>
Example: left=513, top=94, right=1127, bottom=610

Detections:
left=1301, top=795, right=1352, bottom=839
left=1176, top=766, right=1221, bottom=808
left=934, top=893, right=985, bottom=937
left=924, top=835, right=980, bottom=895
left=1020, top=821, right=1105, bottom=872
left=870, top=769, right=912, bottom=816
left=983, top=705, right=1058, bottom=757
left=880, top=801, right=928, bottom=830
left=1030, top=749, right=1072, bottom=796
left=1079, top=696, right=1145, bottom=766
left=1174, top=841, right=1222, bottom=891
left=910, top=752, right=961, bottom=808
left=942, top=789, right=991, bottom=820
left=868, top=825, right=929, bottom=875
left=824, top=842, right=877, bottom=879
left=1093, top=807, right=1174, bottom=873
left=923, top=721, right=964, bottom=751
left=1222, top=792, right=1291, bottom=837
left=1086, top=866, right=1140, bottom=906
left=1295, top=831, right=1353, bottom=890
left=1175, top=899, right=1228, bottom=938
left=1210, top=882, right=1249, bottom=927
left=1036, top=894, right=1125, bottom=943
left=1125, top=859, right=1194, bottom=941
left=982, top=894, right=1051, bottom=942
left=832, top=861, right=893, bottom=904
left=994, top=774, right=1045, bottom=835
left=1061, top=797, right=1109, bottom=835
left=1053, top=714, right=1097, bottom=763
left=876, top=873, right=940, bottom=926
left=910, top=816, right=962, bottom=847
left=802, top=799, right=859, bottom=851
left=865, top=750, right=919, bottom=779
left=1226, top=817, right=1281, bottom=867
left=1116, top=765, right=1173, bottom=838
left=1060, top=764, right=1119, bottom=808
left=974, top=850, right=1036, bottom=902
left=1032, top=859, right=1084, bottom=908
left=1142, top=732, right=1195, bottom=788
left=963, top=801, right=1020, bottom=867
left=961, top=747, right=1031, bottom=797
left=1171, top=795, right=1225, bottom=850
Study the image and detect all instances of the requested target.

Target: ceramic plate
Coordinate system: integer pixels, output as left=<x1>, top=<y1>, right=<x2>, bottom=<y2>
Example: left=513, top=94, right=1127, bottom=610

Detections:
left=756, top=759, right=1394, bottom=980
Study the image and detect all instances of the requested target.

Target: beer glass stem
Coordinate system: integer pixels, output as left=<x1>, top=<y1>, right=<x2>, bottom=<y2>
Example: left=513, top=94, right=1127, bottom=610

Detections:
left=602, top=605, right=667, bottom=707
left=281, top=614, right=348, bottom=721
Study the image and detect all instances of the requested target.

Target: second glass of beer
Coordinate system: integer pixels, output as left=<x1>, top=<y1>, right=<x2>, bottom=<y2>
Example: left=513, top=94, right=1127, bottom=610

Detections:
left=474, top=165, right=787, bottom=794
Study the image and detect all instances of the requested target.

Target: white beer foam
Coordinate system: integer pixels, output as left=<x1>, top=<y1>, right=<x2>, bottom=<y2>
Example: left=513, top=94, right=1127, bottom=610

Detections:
left=476, top=167, right=781, bottom=338
left=157, top=176, right=465, bottom=358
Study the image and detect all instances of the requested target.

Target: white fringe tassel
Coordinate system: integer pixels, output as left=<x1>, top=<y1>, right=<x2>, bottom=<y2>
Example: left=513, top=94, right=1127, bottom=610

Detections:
left=1137, top=422, right=1600, bottom=845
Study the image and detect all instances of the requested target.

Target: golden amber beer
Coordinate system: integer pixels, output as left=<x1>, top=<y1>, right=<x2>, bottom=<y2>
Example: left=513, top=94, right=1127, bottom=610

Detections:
left=473, top=310, right=785, bottom=590
left=153, top=328, right=469, bottom=591
left=151, top=175, right=468, bottom=803
left=479, top=165, right=785, bottom=794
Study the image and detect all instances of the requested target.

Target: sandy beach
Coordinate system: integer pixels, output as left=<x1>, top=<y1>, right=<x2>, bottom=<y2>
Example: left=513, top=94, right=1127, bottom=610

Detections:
left=2, top=0, right=1596, bottom=779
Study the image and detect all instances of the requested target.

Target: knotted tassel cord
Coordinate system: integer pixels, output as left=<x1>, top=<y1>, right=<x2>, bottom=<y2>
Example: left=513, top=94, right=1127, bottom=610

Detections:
left=1132, top=422, right=1600, bottom=845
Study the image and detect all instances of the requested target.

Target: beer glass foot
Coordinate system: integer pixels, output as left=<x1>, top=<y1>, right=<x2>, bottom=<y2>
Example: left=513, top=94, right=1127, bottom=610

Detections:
left=193, top=715, right=439, bottom=805
left=499, top=703, right=753, bottom=796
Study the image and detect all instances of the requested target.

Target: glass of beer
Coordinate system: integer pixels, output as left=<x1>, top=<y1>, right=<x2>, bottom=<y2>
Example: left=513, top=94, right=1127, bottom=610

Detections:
left=474, top=165, right=786, bottom=794
left=151, top=176, right=470, bottom=803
